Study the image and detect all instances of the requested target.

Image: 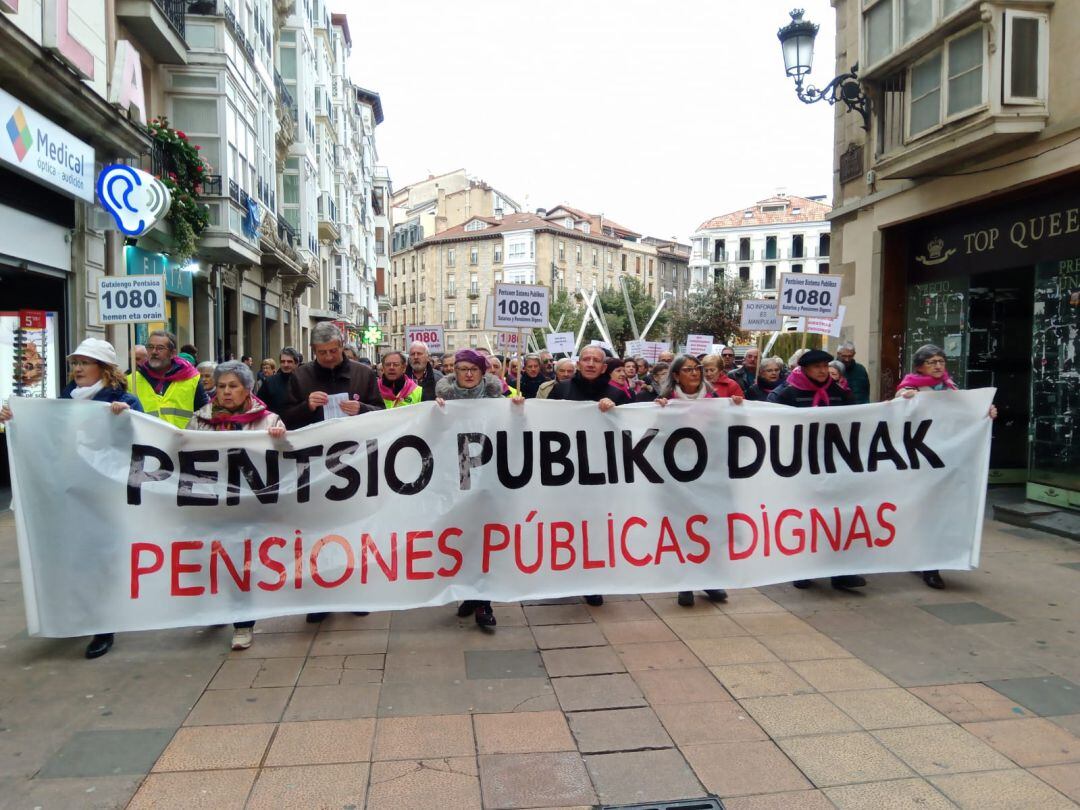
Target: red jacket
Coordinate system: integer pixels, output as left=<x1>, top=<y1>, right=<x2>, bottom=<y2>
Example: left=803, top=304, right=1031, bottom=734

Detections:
left=711, top=375, right=744, bottom=399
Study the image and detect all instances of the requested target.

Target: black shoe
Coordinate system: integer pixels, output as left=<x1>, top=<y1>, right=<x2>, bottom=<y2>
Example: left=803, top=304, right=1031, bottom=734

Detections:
left=85, top=633, right=114, bottom=659
left=793, top=580, right=813, bottom=589
left=352, top=612, right=370, bottom=616
left=475, top=603, right=496, bottom=628
left=456, top=600, right=477, bottom=617
left=923, top=571, right=946, bottom=590
left=306, top=612, right=327, bottom=623
left=678, top=591, right=695, bottom=607
left=584, top=595, right=604, bottom=607
left=831, top=575, right=867, bottom=590
left=704, top=589, right=728, bottom=603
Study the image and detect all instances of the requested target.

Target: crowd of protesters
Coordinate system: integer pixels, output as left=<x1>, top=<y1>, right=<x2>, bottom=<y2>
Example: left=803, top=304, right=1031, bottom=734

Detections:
left=0, top=324, right=996, bottom=658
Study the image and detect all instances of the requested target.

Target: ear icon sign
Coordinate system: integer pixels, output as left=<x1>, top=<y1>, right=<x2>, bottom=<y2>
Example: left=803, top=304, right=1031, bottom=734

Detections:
left=96, top=164, right=173, bottom=237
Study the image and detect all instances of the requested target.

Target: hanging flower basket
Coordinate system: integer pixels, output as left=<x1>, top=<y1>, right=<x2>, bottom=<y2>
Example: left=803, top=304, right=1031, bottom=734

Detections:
left=147, top=116, right=211, bottom=261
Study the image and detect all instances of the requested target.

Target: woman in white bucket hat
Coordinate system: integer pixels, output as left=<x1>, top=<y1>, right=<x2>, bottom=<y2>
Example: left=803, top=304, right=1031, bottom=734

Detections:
left=1, top=337, right=142, bottom=660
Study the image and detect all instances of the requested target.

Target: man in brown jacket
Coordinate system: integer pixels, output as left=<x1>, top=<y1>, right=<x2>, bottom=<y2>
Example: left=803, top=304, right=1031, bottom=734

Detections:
left=281, top=321, right=384, bottom=430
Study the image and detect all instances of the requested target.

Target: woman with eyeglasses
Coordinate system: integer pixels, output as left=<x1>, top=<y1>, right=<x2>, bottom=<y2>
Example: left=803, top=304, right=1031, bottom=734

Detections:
left=1, top=338, right=142, bottom=660
left=745, top=357, right=786, bottom=401
left=653, top=354, right=741, bottom=606
left=436, top=349, right=525, bottom=629
left=896, top=344, right=997, bottom=590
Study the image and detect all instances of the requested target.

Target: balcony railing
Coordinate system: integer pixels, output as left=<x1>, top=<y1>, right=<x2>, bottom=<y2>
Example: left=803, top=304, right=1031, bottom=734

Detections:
left=467, top=317, right=480, bottom=328
left=277, top=218, right=297, bottom=248
left=199, top=173, right=223, bottom=196
left=329, top=289, right=343, bottom=314
left=467, top=285, right=480, bottom=298
left=155, top=0, right=187, bottom=37
left=447, top=286, right=457, bottom=298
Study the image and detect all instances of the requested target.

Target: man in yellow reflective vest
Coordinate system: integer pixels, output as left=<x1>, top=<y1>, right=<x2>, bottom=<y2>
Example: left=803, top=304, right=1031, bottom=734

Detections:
left=377, top=351, right=423, bottom=408
left=127, top=330, right=208, bottom=428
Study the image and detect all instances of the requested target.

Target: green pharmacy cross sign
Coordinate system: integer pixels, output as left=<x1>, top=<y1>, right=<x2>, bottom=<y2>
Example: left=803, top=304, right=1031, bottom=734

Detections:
left=362, top=325, right=383, bottom=345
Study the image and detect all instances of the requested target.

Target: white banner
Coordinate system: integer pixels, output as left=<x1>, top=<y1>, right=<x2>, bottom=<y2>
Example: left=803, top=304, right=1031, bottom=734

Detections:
left=7, top=393, right=993, bottom=637
left=686, top=334, right=714, bottom=355
left=404, top=325, right=445, bottom=354
left=546, top=332, right=575, bottom=354
left=777, top=273, right=843, bottom=318
left=797, top=305, right=847, bottom=338
left=741, top=300, right=783, bottom=331
left=493, top=283, right=549, bottom=329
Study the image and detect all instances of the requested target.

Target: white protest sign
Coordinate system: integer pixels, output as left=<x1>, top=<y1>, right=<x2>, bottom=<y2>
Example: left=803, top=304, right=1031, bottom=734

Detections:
left=545, top=332, right=575, bottom=354
left=484, top=295, right=516, bottom=333
left=709, top=344, right=725, bottom=356
left=686, top=334, right=714, bottom=356
left=625, top=339, right=646, bottom=357
left=642, top=341, right=670, bottom=363
left=798, top=305, right=847, bottom=338
left=404, top=325, right=445, bottom=354
left=777, top=273, right=843, bottom=318
left=590, top=339, right=614, bottom=352
left=96, top=275, right=167, bottom=324
left=741, top=299, right=783, bottom=331
left=497, top=331, right=523, bottom=352
left=8, top=392, right=993, bottom=636
left=493, top=283, right=550, bottom=329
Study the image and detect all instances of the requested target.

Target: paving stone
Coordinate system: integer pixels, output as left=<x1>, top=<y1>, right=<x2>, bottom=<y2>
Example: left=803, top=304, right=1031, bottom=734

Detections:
left=309, top=629, right=388, bottom=656
left=37, top=728, right=175, bottom=778
left=710, top=662, right=815, bottom=698
left=599, top=620, right=678, bottom=644
left=645, top=596, right=722, bottom=618
left=531, top=622, right=607, bottom=649
left=663, top=614, right=748, bottom=639
left=465, top=648, right=546, bottom=679
left=9, top=774, right=145, bottom=810
left=475, top=710, right=575, bottom=754
left=590, top=599, right=659, bottom=622
left=320, top=611, right=392, bottom=631
left=208, top=660, right=262, bottom=690
left=388, top=605, right=462, bottom=630
left=655, top=700, right=768, bottom=745
left=383, top=649, right=466, bottom=682
left=632, top=667, right=732, bottom=705
left=584, top=748, right=704, bottom=805
left=908, top=682, right=1033, bottom=722
left=824, top=777, right=954, bottom=809
left=615, top=640, right=701, bottom=671
left=551, top=673, right=648, bottom=711
left=127, top=768, right=257, bottom=810
left=685, top=636, right=779, bottom=666
left=778, top=731, right=914, bottom=787
left=682, top=740, right=812, bottom=797
left=264, top=718, right=375, bottom=766
left=367, top=757, right=481, bottom=810
left=731, top=612, right=819, bottom=635
left=296, top=656, right=345, bottom=687
left=1031, top=763, right=1080, bottom=803
left=826, top=688, right=951, bottom=730
left=541, top=646, right=625, bottom=677
left=251, top=657, right=304, bottom=688
left=388, top=625, right=537, bottom=652
left=963, top=717, right=1080, bottom=767
left=918, top=601, right=1014, bottom=625
left=930, top=768, right=1077, bottom=809
left=524, top=603, right=594, bottom=625
left=789, top=658, right=896, bottom=692
left=568, top=707, right=672, bottom=753
left=723, top=790, right=834, bottom=809
left=152, top=724, right=274, bottom=772
left=873, top=724, right=1016, bottom=774
left=282, top=683, right=380, bottom=721
left=184, top=687, right=292, bottom=726
left=373, top=713, right=474, bottom=760
left=741, top=693, right=861, bottom=738
left=984, top=675, right=1080, bottom=717
left=378, top=677, right=558, bottom=716
left=1053, top=714, right=1080, bottom=736
left=756, top=631, right=854, bottom=661
left=246, top=763, right=369, bottom=809
left=227, top=632, right=313, bottom=659
left=479, top=752, right=596, bottom=809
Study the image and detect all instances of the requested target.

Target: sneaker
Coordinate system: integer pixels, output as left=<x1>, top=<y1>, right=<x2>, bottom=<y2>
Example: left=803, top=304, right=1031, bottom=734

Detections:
left=677, top=591, right=695, bottom=607
left=584, top=595, right=604, bottom=607
left=704, top=589, right=728, bottom=603
left=230, top=627, right=254, bottom=650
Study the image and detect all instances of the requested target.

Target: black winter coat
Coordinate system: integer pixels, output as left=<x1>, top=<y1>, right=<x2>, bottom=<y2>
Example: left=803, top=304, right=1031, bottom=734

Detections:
left=548, top=372, right=631, bottom=405
left=282, top=359, right=384, bottom=428
left=767, top=379, right=853, bottom=408
left=406, top=363, right=443, bottom=402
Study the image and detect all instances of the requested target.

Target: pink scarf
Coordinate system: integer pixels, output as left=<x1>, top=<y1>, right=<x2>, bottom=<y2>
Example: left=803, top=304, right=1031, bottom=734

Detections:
left=784, top=367, right=833, bottom=407
left=205, top=395, right=271, bottom=428
left=378, top=375, right=418, bottom=406
left=139, top=356, right=199, bottom=383
left=609, top=379, right=631, bottom=398
left=897, top=372, right=958, bottom=392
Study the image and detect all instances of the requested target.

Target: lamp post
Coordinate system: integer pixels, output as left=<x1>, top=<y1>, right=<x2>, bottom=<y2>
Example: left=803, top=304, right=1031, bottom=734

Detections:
left=777, top=9, right=870, bottom=131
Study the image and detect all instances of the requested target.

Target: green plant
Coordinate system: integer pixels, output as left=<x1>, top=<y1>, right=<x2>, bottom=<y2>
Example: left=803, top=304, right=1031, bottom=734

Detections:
left=669, top=281, right=750, bottom=348
left=147, top=117, right=211, bottom=261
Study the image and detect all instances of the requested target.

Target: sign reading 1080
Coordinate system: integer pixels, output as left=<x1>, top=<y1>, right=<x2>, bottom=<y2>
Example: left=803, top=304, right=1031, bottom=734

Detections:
left=492, top=283, right=550, bottom=329
left=97, top=275, right=168, bottom=324
left=776, top=272, right=842, bottom=319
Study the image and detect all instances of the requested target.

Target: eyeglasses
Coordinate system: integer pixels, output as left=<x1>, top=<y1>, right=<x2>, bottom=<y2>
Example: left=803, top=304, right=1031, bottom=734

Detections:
left=721, top=353, right=734, bottom=358
left=679, top=366, right=702, bottom=373
left=147, top=344, right=172, bottom=354
left=455, top=366, right=481, bottom=375
left=922, top=358, right=947, bottom=366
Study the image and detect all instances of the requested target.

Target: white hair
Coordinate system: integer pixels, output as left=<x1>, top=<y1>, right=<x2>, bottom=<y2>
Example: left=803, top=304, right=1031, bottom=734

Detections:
left=214, top=360, right=255, bottom=390
left=838, top=341, right=856, bottom=352
left=408, top=341, right=429, bottom=353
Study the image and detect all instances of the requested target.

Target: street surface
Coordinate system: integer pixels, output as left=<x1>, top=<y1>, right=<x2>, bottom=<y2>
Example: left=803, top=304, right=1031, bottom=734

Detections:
left=0, top=498, right=1078, bottom=809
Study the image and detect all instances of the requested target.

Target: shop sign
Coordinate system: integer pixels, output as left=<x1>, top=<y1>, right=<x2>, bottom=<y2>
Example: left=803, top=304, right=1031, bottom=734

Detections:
left=125, top=246, right=193, bottom=298
left=0, top=87, right=93, bottom=202
left=912, top=189, right=1080, bottom=275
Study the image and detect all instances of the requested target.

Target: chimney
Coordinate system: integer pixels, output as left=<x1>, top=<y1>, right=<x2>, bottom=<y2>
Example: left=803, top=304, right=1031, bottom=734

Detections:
left=536, top=208, right=547, bottom=218
left=494, top=207, right=503, bottom=221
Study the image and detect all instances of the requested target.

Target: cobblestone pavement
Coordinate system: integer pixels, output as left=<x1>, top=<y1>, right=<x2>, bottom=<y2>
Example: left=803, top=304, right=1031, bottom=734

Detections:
left=0, top=507, right=1078, bottom=809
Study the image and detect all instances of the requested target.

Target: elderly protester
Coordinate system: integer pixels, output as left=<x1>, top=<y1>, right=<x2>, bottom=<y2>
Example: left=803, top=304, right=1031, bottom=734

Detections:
left=379, top=351, right=422, bottom=408
left=607, top=357, right=633, bottom=400
left=537, top=358, right=575, bottom=398
left=258, top=347, right=300, bottom=416
left=836, top=342, right=871, bottom=404
left=435, top=350, right=524, bottom=629
left=897, top=344, right=997, bottom=590
left=745, top=357, right=786, bottom=401
left=197, top=361, right=217, bottom=398
left=128, top=329, right=208, bottom=428
left=406, top=341, right=443, bottom=401
left=730, top=347, right=760, bottom=392
left=634, top=361, right=670, bottom=402
left=2, top=338, right=143, bottom=660
left=702, top=354, right=745, bottom=399
left=186, top=360, right=285, bottom=652
left=548, top=344, right=632, bottom=607
left=517, top=354, right=547, bottom=399
left=828, top=360, right=850, bottom=389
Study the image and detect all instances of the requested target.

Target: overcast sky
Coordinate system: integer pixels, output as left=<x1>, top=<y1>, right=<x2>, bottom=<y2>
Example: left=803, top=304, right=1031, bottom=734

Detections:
left=332, top=0, right=837, bottom=241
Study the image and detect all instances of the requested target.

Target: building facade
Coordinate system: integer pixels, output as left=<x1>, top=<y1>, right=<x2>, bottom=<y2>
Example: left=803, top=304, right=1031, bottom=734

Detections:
left=827, top=0, right=1079, bottom=506
left=388, top=201, right=688, bottom=351
left=689, top=194, right=832, bottom=297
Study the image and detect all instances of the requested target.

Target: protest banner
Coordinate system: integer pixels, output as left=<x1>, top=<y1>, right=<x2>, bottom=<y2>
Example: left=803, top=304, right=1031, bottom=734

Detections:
left=686, top=334, right=714, bottom=355
left=496, top=331, right=523, bottom=352
left=493, top=283, right=549, bottom=329
left=625, top=339, right=646, bottom=357
left=777, top=273, right=843, bottom=318
left=7, top=392, right=993, bottom=636
left=404, top=325, right=445, bottom=354
left=741, top=300, right=784, bottom=331
left=797, top=305, right=847, bottom=338
left=641, top=341, right=670, bottom=363
left=545, top=332, right=575, bottom=355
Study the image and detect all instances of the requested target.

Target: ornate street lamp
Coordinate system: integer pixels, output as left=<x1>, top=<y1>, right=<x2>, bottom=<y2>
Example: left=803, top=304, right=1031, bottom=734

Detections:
left=777, top=9, right=871, bottom=131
